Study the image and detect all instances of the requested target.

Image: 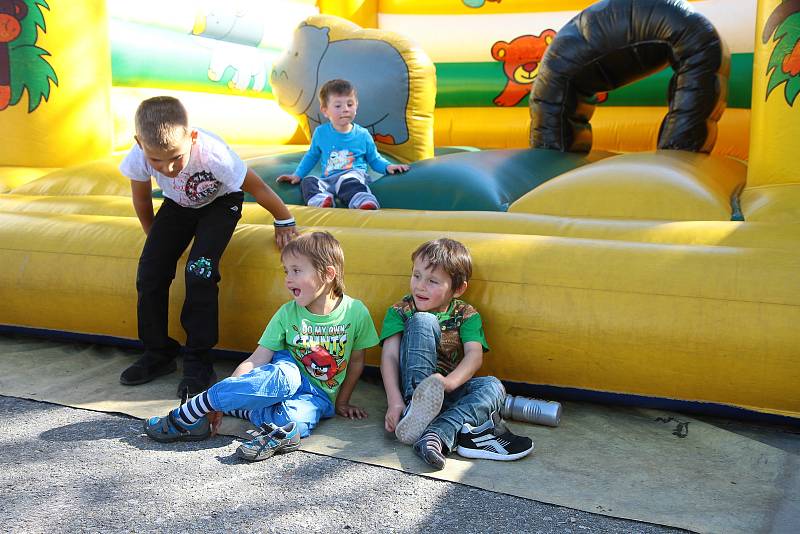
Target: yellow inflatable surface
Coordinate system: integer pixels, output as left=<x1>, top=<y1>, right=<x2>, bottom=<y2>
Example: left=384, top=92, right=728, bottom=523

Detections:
left=1, top=0, right=798, bottom=421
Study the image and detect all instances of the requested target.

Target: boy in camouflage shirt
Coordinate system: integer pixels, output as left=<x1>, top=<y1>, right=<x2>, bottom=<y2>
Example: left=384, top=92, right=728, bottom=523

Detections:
left=379, top=238, right=508, bottom=469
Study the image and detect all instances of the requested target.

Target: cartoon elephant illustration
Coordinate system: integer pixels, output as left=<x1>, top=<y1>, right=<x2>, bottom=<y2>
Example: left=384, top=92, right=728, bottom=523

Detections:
left=193, top=5, right=264, bottom=47
left=270, top=23, right=410, bottom=145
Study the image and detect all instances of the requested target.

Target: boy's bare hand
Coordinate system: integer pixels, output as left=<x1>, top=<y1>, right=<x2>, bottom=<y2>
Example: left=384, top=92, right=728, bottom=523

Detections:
left=431, top=372, right=457, bottom=393
left=274, top=225, right=298, bottom=249
left=207, top=410, right=223, bottom=436
left=276, top=174, right=301, bottom=184
left=384, top=401, right=406, bottom=432
left=336, top=402, right=368, bottom=420
left=386, top=164, right=410, bottom=174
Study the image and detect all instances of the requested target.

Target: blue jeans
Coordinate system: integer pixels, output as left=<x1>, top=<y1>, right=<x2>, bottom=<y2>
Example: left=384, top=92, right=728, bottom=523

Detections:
left=399, top=313, right=506, bottom=452
left=207, top=351, right=334, bottom=437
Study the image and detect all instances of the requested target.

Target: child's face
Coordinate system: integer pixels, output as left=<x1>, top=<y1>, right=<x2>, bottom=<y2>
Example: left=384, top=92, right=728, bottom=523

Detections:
left=410, top=257, right=467, bottom=313
left=282, top=252, right=334, bottom=314
left=138, top=131, right=194, bottom=178
left=321, top=93, right=358, bottom=132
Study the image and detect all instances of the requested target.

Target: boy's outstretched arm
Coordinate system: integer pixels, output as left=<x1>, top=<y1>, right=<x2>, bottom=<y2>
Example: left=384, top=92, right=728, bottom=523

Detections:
left=335, top=348, right=368, bottom=419
left=130, top=180, right=155, bottom=234
left=380, top=334, right=406, bottom=432
left=231, top=345, right=274, bottom=378
left=241, top=168, right=298, bottom=249
left=436, top=341, right=484, bottom=393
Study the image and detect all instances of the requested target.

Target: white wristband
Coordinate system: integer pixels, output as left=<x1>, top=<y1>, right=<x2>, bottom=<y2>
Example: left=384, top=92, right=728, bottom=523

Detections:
left=273, top=217, right=296, bottom=227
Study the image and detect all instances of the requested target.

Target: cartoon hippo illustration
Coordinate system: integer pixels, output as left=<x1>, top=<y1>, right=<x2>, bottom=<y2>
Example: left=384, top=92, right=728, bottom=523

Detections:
left=270, top=23, right=410, bottom=145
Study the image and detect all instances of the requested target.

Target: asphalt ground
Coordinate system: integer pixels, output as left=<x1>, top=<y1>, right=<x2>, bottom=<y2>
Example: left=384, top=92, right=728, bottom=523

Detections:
left=0, top=395, right=687, bottom=534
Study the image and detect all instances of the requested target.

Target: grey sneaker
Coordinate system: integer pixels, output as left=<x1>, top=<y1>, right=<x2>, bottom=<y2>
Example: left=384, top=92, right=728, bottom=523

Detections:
left=236, top=422, right=301, bottom=462
left=395, top=375, right=445, bottom=445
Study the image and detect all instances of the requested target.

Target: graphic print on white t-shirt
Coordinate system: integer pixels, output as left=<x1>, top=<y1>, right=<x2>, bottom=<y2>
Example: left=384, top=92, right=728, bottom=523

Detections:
left=184, top=170, right=220, bottom=203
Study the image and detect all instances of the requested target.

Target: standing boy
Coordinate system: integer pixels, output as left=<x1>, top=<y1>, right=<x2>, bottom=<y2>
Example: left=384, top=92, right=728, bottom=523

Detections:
left=277, top=79, right=409, bottom=210
left=380, top=238, right=533, bottom=469
left=119, top=96, right=298, bottom=398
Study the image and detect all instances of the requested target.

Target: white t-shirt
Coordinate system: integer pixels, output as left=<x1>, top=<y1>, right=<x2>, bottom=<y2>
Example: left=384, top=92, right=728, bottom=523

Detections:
left=120, top=128, right=247, bottom=208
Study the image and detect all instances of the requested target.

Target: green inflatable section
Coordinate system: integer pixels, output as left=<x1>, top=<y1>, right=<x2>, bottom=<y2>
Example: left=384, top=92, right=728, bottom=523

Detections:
left=244, top=148, right=612, bottom=212
left=435, top=53, right=753, bottom=109
left=154, top=148, right=610, bottom=211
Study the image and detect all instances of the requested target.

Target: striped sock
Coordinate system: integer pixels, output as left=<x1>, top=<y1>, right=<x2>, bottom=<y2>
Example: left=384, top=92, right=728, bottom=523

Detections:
left=413, top=431, right=447, bottom=469
left=172, top=391, right=215, bottom=426
left=226, top=409, right=252, bottom=421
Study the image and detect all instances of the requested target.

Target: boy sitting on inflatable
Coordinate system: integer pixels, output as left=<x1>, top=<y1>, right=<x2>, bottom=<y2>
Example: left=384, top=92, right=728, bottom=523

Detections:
left=277, top=79, right=409, bottom=210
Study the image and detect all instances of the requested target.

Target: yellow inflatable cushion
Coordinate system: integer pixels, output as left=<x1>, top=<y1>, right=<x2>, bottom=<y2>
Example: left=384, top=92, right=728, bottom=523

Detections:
left=11, top=156, right=130, bottom=197
left=2, top=211, right=799, bottom=416
left=740, top=184, right=800, bottom=223
left=509, top=151, right=746, bottom=221
left=2, top=193, right=799, bottom=252
left=0, top=167, right=57, bottom=193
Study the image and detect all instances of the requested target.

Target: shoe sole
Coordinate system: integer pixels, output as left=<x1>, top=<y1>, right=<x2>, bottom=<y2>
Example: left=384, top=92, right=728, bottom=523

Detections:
left=455, top=443, right=534, bottom=461
left=236, top=440, right=301, bottom=462
left=395, top=376, right=445, bottom=445
left=120, top=360, right=178, bottom=386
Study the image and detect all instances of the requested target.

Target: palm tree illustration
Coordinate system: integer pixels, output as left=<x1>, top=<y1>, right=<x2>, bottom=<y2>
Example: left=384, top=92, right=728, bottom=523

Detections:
left=3, top=0, right=57, bottom=112
left=763, top=0, right=800, bottom=104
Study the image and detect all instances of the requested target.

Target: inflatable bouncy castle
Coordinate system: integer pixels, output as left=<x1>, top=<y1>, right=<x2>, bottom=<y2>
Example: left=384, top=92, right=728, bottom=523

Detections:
left=1, top=0, right=798, bottom=420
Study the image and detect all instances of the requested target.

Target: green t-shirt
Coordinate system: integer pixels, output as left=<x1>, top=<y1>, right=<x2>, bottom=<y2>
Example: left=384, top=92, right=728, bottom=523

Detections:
left=258, top=295, right=379, bottom=402
left=379, top=295, right=489, bottom=375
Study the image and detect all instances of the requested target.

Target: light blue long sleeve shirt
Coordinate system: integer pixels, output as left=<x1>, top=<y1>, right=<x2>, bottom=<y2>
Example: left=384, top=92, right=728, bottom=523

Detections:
left=294, top=123, right=392, bottom=179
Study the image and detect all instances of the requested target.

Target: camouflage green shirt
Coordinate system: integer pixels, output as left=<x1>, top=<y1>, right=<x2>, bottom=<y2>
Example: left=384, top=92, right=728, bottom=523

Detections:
left=379, top=295, right=489, bottom=375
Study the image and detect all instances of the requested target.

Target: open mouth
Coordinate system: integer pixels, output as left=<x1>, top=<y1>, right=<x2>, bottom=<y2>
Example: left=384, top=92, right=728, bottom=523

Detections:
left=291, top=288, right=301, bottom=297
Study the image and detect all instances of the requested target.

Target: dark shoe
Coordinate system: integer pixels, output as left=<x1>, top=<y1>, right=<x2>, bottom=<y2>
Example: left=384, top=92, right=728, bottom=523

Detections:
left=120, top=352, right=177, bottom=386
left=176, top=361, right=217, bottom=399
left=413, top=431, right=447, bottom=470
left=236, top=422, right=301, bottom=462
left=143, top=410, right=210, bottom=443
left=456, top=411, right=534, bottom=461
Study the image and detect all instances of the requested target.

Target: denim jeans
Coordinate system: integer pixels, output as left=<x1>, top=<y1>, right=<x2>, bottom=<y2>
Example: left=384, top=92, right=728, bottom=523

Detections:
left=399, top=312, right=505, bottom=452
left=208, top=350, right=334, bottom=437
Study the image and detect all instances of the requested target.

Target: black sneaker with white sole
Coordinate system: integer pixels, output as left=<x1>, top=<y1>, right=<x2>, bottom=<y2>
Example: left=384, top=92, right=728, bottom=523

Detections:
left=456, top=412, right=534, bottom=461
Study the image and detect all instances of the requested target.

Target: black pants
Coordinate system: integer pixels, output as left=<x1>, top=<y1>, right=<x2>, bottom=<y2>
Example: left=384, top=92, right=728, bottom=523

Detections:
left=136, top=192, right=243, bottom=365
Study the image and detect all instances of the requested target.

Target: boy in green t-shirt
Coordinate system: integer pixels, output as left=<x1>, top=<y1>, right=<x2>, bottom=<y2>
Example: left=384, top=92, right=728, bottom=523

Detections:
left=142, top=232, right=379, bottom=462
left=380, top=238, right=533, bottom=469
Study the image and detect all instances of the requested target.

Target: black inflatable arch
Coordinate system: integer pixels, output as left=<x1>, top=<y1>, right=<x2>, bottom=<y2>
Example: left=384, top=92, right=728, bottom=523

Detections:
left=529, top=0, right=730, bottom=153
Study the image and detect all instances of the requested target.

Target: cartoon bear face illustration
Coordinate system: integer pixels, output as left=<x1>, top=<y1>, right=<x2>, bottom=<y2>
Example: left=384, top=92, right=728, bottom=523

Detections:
left=491, top=30, right=556, bottom=107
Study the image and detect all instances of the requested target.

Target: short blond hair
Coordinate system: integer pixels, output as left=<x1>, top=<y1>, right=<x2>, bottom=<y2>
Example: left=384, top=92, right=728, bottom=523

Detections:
left=134, top=96, right=190, bottom=149
left=281, top=232, right=345, bottom=298
left=412, top=238, right=473, bottom=290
